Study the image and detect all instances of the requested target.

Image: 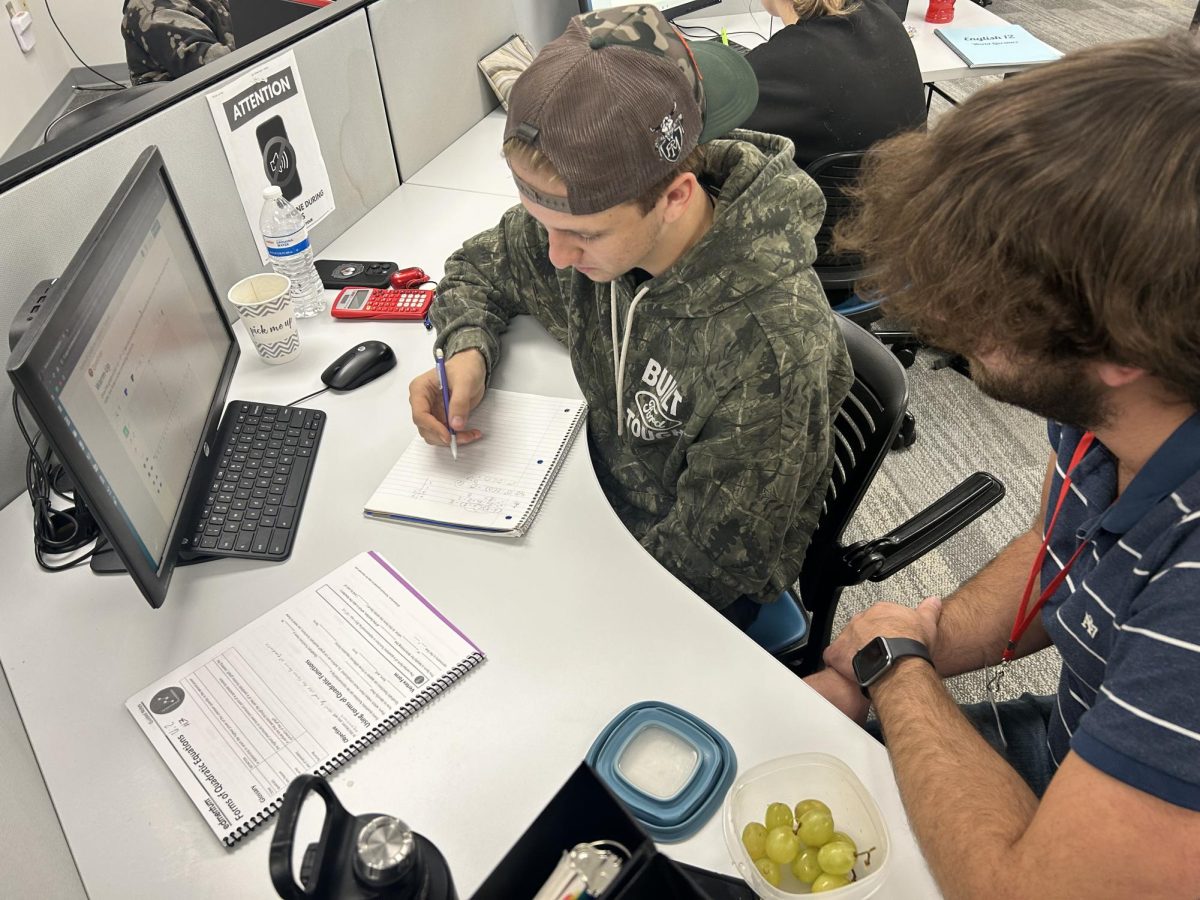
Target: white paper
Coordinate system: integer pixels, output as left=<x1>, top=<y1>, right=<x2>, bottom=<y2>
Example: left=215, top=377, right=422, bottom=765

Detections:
left=206, top=49, right=335, bottom=264
left=126, top=552, right=483, bottom=844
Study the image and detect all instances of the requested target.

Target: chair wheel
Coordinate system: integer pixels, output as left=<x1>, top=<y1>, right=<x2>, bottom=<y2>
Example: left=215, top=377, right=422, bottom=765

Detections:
left=891, top=413, right=917, bottom=450
left=892, top=346, right=917, bottom=368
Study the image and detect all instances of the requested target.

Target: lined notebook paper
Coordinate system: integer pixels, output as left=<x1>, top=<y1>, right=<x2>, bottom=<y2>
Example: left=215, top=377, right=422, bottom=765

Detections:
left=365, top=390, right=587, bottom=536
left=125, top=551, right=484, bottom=845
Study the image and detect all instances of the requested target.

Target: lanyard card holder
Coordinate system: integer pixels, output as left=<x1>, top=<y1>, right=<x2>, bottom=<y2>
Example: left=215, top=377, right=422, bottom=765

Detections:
left=470, top=763, right=752, bottom=900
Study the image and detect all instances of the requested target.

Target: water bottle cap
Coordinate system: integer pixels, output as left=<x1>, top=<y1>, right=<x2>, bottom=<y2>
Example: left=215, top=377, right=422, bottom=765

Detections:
left=354, top=815, right=416, bottom=885
left=262, top=185, right=283, bottom=200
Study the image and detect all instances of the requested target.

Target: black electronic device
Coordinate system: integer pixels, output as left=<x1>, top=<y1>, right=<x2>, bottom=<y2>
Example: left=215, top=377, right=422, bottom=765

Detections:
left=257, top=114, right=303, bottom=201
left=6, top=146, right=325, bottom=608
left=852, top=636, right=933, bottom=696
left=9, top=279, right=55, bottom=352
left=320, top=341, right=396, bottom=392
left=577, top=0, right=719, bottom=19
left=314, top=259, right=399, bottom=290
left=270, top=775, right=458, bottom=900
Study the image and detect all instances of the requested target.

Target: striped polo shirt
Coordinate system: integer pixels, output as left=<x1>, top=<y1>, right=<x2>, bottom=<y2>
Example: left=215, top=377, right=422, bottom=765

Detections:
left=1041, top=413, right=1200, bottom=810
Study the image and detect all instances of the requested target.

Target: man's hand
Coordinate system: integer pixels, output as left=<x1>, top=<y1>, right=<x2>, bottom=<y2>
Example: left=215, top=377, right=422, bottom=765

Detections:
left=804, top=667, right=871, bottom=726
left=823, top=596, right=942, bottom=683
left=409, top=348, right=486, bottom=448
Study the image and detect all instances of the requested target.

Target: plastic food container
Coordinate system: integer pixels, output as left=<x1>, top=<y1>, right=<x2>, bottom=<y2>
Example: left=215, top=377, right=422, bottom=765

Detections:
left=722, top=753, right=891, bottom=898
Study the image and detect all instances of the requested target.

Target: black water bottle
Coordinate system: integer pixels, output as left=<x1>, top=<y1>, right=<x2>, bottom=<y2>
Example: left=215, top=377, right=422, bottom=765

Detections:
left=270, top=774, right=457, bottom=900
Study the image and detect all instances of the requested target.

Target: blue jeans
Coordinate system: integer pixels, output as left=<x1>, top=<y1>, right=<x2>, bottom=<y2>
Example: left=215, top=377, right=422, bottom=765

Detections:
left=867, top=693, right=1058, bottom=797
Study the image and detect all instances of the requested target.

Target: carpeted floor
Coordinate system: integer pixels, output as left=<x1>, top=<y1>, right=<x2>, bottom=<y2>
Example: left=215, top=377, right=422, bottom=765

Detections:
left=826, top=0, right=1196, bottom=704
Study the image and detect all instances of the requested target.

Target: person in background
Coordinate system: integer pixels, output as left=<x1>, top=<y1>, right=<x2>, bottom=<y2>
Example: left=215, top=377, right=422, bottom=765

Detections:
left=742, top=0, right=926, bottom=168
left=122, top=0, right=234, bottom=85
left=408, top=5, right=852, bottom=628
left=807, top=33, right=1200, bottom=899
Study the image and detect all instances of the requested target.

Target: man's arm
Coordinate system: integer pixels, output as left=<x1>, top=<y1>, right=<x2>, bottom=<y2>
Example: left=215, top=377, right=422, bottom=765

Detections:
left=823, top=455, right=1058, bottom=683
left=128, top=1, right=233, bottom=80
left=411, top=206, right=565, bottom=444
left=870, top=659, right=1200, bottom=900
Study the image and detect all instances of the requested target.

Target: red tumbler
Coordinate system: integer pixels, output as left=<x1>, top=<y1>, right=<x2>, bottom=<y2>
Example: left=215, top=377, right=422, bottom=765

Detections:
left=925, top=0, right=955, bottom=22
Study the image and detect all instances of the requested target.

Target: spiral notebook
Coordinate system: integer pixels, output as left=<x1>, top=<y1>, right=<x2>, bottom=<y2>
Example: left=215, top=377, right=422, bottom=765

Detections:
left=125, top=551, right=484, bottom=846
left=364, top=389, right=588, bottom=537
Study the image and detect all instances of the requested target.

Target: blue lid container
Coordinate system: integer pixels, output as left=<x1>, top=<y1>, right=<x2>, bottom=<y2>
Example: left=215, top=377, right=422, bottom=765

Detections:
left=586, top=701, right=736, bottom=843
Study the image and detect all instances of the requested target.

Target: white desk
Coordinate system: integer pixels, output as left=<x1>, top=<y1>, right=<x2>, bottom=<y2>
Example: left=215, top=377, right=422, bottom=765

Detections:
left=689, top=1, right=1046, bottom=82
left=0, top=175, right=939, bottom=898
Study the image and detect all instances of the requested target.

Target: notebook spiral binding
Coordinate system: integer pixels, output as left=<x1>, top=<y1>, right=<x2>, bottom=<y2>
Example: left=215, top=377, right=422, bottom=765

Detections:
left=515, top=402, right=588, bottom=536
left=221, top=652, right=486, bottom=845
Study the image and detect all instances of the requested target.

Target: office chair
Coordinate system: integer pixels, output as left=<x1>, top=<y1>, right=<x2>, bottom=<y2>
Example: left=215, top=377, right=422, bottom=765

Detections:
left=806, top=149, right=921, bottom=447
left=746, top=314, right=1005, bottom=675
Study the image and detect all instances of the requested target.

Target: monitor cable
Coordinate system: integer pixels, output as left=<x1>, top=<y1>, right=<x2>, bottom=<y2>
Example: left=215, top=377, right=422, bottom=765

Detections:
left=43, top=0, right=128, bottom=90
left=12, top=393, right=105, bottom=572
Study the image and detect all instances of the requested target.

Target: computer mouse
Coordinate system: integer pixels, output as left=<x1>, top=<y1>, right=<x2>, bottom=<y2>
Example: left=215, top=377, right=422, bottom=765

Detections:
left=320, top=340, right=396, bottom=392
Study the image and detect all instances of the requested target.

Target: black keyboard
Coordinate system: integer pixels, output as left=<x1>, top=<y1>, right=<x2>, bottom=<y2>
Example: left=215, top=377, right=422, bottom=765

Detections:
left=704, top=36, right=751, bottom=55
left=181, top=401, right=325, bottom=560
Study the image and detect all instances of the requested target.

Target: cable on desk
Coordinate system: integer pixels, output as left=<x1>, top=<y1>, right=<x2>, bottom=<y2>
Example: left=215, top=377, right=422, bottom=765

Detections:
left=286, top=386, right=330, bottom=407
left=43, top=0, right=128, bottom=90
left=12, top=393, right=103, bottom=571
left=674, top=23, right=767, bottom=42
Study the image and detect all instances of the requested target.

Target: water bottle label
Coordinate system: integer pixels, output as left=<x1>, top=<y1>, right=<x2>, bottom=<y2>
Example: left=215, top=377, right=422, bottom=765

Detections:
left=265, top=236, right=310, bottom=258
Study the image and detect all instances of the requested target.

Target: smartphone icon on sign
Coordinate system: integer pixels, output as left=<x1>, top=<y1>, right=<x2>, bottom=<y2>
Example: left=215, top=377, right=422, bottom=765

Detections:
left=256, top=115, right=302, bottom=201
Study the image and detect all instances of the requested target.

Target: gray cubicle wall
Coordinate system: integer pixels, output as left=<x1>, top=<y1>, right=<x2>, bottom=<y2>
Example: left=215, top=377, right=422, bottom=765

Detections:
left=0, top=9, right=399, bottom=508
left=372, top=0, right=578, bottom=180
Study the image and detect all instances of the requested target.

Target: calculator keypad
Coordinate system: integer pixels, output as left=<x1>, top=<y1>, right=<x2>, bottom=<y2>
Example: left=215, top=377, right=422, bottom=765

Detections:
left=334, top=288, right=433, bottom=319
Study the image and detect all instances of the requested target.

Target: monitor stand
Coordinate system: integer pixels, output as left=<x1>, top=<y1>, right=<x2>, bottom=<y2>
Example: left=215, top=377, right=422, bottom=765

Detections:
left=90, top=544, right=215, bottom=574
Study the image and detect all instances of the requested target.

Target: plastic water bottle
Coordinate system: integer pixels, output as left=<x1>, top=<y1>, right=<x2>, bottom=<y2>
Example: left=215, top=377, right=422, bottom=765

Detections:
left=260, top=185, right=326, bottom=318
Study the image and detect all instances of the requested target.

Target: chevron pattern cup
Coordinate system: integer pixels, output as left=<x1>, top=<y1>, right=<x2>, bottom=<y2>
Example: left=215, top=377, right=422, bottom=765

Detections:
left=227, top=273, right=301, bottom=366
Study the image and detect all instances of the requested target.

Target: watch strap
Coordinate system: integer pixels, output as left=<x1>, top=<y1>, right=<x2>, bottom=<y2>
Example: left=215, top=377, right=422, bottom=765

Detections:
left=856, top=636, right=932, bottom=697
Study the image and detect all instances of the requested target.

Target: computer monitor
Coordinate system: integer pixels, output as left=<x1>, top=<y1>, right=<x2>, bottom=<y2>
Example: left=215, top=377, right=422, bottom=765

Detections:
left=7, top=147, right=238, bottom=608
left=577, top=0, right=721, bottom=21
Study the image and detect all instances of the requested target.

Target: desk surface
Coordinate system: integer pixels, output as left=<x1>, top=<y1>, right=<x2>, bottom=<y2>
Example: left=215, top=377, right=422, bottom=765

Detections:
left=689, top=3, right=1046, bottom=82
left=0, top=180, right=938, bottom=898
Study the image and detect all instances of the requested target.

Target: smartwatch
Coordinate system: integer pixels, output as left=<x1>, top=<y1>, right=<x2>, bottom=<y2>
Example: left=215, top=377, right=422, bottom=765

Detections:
left=852, top=636, right=933, bottom=697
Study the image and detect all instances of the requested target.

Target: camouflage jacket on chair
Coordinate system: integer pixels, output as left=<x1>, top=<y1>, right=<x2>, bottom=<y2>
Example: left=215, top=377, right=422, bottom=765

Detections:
left=431, top=130, right=852, bottom=610
left=122, top=0, right=234, bottom=85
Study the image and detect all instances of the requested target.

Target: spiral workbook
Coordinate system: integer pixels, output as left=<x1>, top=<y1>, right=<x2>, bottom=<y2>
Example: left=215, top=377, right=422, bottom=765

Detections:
left=364, top=390, right=588, bottom=537
left=126, top=551, right=485, bottom=845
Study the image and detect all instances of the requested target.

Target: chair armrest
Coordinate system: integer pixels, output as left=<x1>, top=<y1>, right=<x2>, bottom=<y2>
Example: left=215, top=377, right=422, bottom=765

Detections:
left=839, top=472, right=1005, bottom=584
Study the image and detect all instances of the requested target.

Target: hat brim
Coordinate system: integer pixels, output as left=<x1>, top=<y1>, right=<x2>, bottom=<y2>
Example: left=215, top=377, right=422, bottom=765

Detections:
left=689, top=40, right=760, bottom=143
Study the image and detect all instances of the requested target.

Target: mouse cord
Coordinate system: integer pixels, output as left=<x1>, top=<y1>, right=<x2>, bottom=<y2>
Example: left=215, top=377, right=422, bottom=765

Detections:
left=285, top=386, right=330, bottom=408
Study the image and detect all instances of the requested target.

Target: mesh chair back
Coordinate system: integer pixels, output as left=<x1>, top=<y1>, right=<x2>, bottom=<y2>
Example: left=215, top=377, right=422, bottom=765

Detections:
left=795, top=315, right=908, bottom=669
left=805, top=151, right=868, bottom=289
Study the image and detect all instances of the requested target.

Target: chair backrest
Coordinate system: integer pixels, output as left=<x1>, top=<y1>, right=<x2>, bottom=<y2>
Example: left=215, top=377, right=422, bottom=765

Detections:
left=804, top=151, right=867, bottom=289
left=794, top=314, right=908, bottom=667
left=44, top=83, right=162, bottom=145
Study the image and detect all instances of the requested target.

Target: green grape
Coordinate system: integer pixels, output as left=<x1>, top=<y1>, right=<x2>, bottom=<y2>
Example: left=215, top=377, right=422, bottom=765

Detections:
left=793, top=798, right=832, bottom=821
left=817, top=840, right=857, bottom=876
left=764, top=801, right=794, bottom=831
left=830, top=831, right=857, bottom=854
left=790, top=846, right=823, bottom=883
left=765, top=825, right=801, bottom=865
left=755, top=857, right=782, bottom=888
left=741, top=822, right=768, bottom=860
left=797, top=809, right=835, bottom=847
left=812, top=872, right=852, bottom=892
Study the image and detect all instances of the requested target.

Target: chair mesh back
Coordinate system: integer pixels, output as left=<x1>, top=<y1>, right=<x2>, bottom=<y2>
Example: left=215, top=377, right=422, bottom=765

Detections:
left=812, top=316, right=909, bottom=549
left=806, top=152, right=866, bottom=272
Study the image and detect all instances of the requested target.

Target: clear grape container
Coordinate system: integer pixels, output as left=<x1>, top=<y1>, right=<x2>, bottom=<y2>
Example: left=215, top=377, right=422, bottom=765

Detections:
left=722, top=753, right=891, bottom=899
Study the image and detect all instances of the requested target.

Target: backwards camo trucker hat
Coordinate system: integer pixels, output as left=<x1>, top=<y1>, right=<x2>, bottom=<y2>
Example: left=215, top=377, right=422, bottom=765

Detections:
left=503, top=3, right=759, bottom=215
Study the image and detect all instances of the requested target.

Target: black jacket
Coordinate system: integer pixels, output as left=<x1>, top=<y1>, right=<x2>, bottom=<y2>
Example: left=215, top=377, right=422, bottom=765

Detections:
left=742, top=0, right=926, bottom=169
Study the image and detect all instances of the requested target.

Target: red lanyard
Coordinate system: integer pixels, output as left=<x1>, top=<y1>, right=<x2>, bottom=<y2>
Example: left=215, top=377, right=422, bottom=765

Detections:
left=1002, top=432, right=1097, bottom=663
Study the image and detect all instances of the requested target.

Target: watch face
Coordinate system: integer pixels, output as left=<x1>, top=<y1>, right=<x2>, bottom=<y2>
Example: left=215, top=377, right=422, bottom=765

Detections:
left=853, top=636, right=890, bottom=687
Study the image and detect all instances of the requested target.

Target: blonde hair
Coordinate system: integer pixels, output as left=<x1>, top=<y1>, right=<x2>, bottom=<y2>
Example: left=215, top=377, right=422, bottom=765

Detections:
left=789, top=0, right=858, bottom=19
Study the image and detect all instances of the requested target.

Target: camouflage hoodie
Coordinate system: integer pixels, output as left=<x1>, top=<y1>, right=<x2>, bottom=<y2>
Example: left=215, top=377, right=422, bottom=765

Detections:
left=122, top=0, right=234, bottom=86
left=433, top=130, right=852, bottom=610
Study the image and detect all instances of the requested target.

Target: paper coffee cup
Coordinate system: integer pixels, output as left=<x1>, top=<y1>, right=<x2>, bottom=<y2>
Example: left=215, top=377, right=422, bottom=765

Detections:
left=228, top=273, right=301, bottom=365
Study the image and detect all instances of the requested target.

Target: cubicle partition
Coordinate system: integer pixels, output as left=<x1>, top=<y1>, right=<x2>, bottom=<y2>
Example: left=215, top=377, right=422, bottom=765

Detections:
left=0, top=2, right=577, bottom=895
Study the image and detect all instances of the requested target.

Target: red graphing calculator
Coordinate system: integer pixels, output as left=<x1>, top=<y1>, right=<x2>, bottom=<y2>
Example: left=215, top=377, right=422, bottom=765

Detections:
left=330, top=286, right=434, bottom=320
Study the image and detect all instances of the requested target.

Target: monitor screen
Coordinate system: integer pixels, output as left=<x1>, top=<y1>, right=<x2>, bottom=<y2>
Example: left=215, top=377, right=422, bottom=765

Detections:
left=7, top=147, right=238, bottom=607
left=578, top=0, right=720, bottom=20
